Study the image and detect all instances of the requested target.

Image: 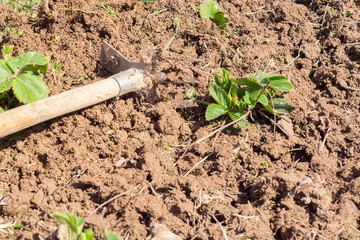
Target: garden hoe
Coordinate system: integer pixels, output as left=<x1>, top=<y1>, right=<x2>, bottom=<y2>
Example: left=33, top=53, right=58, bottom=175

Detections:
left=0, top=41, right=149, bottom=138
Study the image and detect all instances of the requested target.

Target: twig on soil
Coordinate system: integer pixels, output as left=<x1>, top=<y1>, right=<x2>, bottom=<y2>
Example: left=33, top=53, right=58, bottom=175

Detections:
left=173, top=139, right=192, bottom=167
left=349, top=225, right=360, bottom=234
left=257, top=111, right=289, bottom=137
left=209, top=212, right=229, bottom=240
left=148, top=8, right=167, bottom=16
left=245, top=7, right=274, bottom=15
left=321, top=4, right=329, bottom=26
left=263, top=58, right=274, bottom=73
left=211, top=120, right=226, bottom=146
left=195, top=111, right=250, bottom=144
left=59, top=8, right=97, bottom=14
left=201, top=41, right=212, bottom=69
left=335, top=225, right=345, bottom=240
left=192, top=67, right=214, bottom=76
left=146, top=181, right=160, bottom=197
left=269, top=48, right=301, bottom=74
left=233, top=214, right=258, bottom=219
left=0, top=195, right=7, bottom=206
left=184, top=152, right=214, bottom=177
left=344, top=42, right=360, bottom=46
left=318, top=120, right=333, bottom=154
left=89, top=185, right=140, bottom=215
left=0, top=221, right=15, bottom=234
left=344, top=86, right=360, bottom=91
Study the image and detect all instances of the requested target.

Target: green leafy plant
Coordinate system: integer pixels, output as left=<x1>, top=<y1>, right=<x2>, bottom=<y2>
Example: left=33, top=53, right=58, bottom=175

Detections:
left=0, top=46, right=49, bottom=112
left=0, top=0, right=42, bottom=15
left=205, top=68, right=293, bottom=127
left=54, top=212, right=121, bottom=240
left=97, top=4, right=116, bottom=16
left=0, top=25, right=23, bottom=37
left=53, top=212, right=89, bottom=240
left=199, top=0, right=227, bottom=30
left=104, top=229, right=121, bottom=240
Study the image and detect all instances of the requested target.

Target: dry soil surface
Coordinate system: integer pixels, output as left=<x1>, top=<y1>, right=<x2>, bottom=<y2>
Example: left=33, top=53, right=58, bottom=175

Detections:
left=0, top=0, right=360, bottom=239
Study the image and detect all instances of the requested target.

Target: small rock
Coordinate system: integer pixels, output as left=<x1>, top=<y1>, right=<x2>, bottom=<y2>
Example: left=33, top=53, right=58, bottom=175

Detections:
left=114, top=157, right=137, bottom=168
left=147, top=222, right=182, bottom=240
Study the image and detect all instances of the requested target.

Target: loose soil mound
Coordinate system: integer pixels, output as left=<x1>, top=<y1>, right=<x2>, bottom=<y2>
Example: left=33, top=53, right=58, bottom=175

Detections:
left=0, top=0, right=359, bottom=239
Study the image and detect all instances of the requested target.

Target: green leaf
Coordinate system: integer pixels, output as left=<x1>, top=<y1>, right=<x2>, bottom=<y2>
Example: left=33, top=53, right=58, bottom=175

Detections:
left=104, top=229, right=121, bottom=240
left=268, top=98, right=293, bottom=114
left=199, top=0, right=218, bottom=19
left=0, top=106, right=4, bottom=113
left=251, top=72, right=293, bottom=92
left=209, top=85, right=230, bottom=109
left=22, top=63, right=48, bottom=74
left=231, top=77, right=260, bottom=87
left=236, top=99, right=248, bottom=112
left=11, top=224, right=30, bottom=231
left=2, top=45, right=13, bottom=60
left=0, top=92, right=10, bottom=102
left=0, top=60, right=14, bottom=92
left=213, top=12, right=227, bottom=29
left=230, top=85, right=246, bottom=99
left=219, top=68, right=229, bottom=82
left=244, top=85, right=268, bottom=108
left=251, top=72, right=272, bottom=85
left=205, top=104, right=227, bottom=120
left=228, top=109, right=248, bottom=128
left=267, top=76, right=293, bottom=92
left=53, top=212, right=84, bottom=240
left=13, top=71, right=48, bottom=104
left=212, top=75, right=222, bottom=86
left=186, top=87, right=196, bottom=99
left=219, top=68, right=231, bottom=93
left=80, top=228, right=94, bottom=240
left=261, top=103, right=275, bottom=114
left=7, top=52, right=48, bottom=73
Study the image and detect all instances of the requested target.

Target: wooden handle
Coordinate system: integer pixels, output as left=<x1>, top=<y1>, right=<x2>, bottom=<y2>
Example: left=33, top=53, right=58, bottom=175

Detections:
left=0, top=68, right=144, bottom=138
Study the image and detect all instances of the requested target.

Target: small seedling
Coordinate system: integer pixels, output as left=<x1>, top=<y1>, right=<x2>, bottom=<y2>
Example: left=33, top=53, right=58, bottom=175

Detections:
left=0, top=0, right=42, bottom=15
left=97, top=4, right=116, bottom=16
left=184, top=86, right=210, bottom=106
left=53, top=212, right=86, bottom=240
left=161, top=17, right=180, bottom=56
left=72, top=74, right=88, bottom=85
left=53, top=212, right=121, bottom=240
left=49, top=35, right=61, bottom=44
left=51, top=58, right=65, bottom=81
left=261, top=161, right=268, bottom=168
left=344, top=10, right=352, bottom=17
left=0, top=46, right=48, bottom=110
left=186, top=20, right=192, bottom=31
left=199, top=0, right=227, bottom=30
left=162, top=143, right=172, bottom=152
left=273, top=54, right=284, bottom=63
left=0, top=25, right=23, bottom=36
left=205, top=68, right=293, bottom=127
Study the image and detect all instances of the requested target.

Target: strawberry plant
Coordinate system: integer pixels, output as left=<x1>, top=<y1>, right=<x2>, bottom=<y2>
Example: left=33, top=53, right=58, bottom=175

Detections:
left=54, top=212, right=121, bottom=240
left=205, top=68, right=293, bottom=127
left=0, top=45, right=49, bottom=113
left=53, top=212, right=91, bottom=240
left=200, top=0, right=227, bottom=30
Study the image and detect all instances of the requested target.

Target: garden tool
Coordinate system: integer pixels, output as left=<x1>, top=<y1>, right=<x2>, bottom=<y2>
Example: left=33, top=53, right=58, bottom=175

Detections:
left=0, top=41, right=148, bottom=138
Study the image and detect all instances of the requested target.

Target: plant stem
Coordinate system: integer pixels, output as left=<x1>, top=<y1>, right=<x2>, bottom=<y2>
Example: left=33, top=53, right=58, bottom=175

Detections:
left=195, top=111, right=250, bottom=144
left=194, top=99, right=211, bottom=105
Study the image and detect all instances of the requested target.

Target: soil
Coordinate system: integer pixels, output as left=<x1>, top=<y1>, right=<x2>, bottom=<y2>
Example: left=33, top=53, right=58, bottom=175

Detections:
left=0, top=0, right=359, bottom=239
